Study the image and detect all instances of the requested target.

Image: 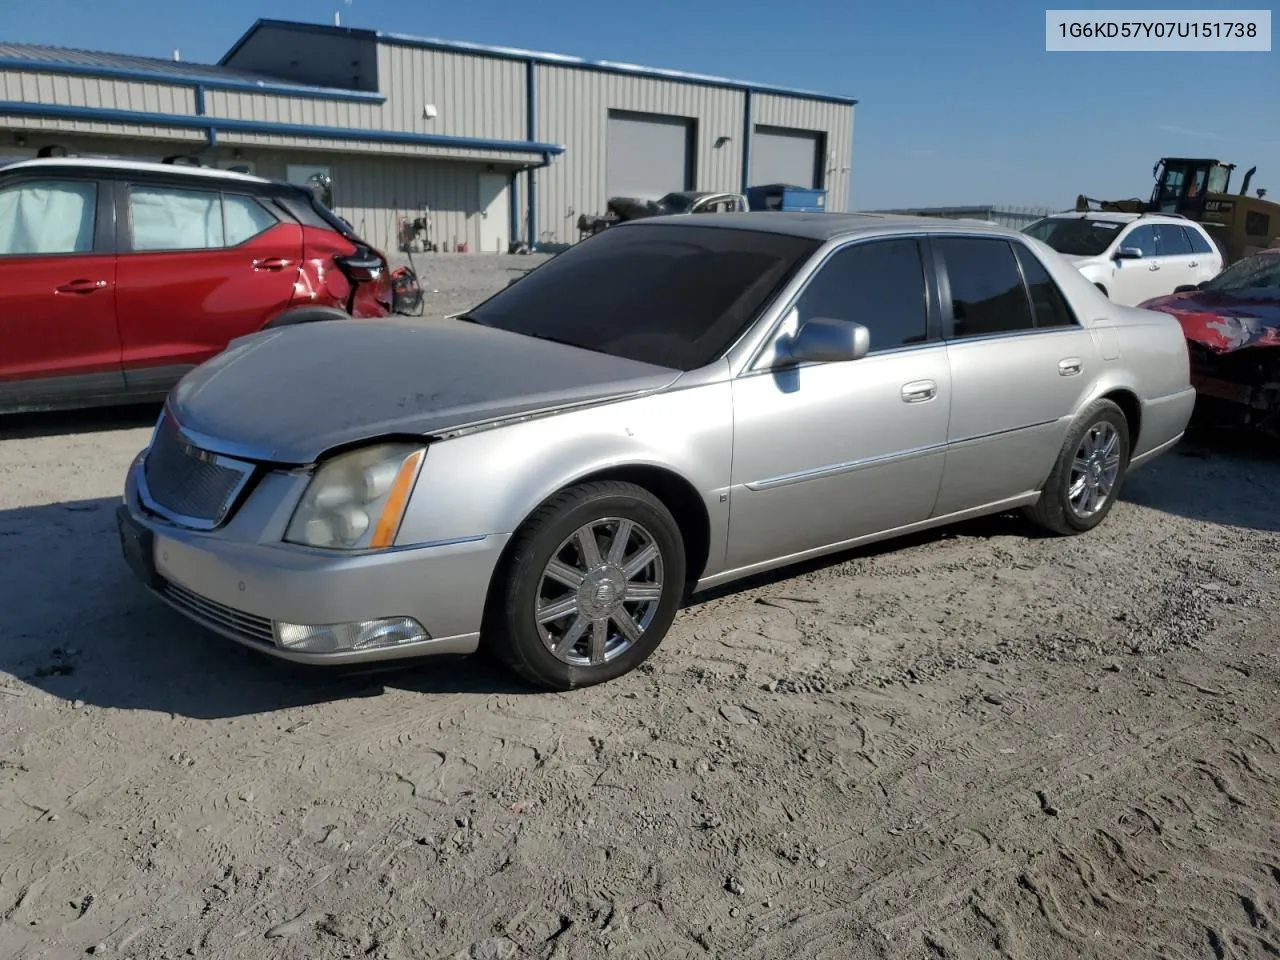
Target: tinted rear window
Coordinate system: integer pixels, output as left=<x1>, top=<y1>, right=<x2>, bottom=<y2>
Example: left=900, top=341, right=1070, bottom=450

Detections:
left=1013, top=243, right=1078, bottom=328
left=1185, top=226, right=1214, bottom=255
left=935, top=237, right=1035, bottom=338
left=465, top=223, right=820, bottom=370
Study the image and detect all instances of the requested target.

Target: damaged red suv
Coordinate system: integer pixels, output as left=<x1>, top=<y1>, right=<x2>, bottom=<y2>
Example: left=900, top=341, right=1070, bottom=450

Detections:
left=0, top=154, right=395, bottom=414
left=1142, top=247, right=1280, bottom=437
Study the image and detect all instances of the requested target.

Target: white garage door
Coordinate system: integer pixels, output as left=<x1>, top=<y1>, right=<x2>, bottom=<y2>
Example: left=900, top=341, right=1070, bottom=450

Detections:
left=751, top=125, right=823, bottom=189
left=606, top=110, right=694, bottom=199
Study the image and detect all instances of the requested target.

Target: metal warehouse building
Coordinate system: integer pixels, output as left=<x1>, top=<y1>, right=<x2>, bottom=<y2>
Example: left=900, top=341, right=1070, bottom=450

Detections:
left=0, top=18, right=856, bottom=253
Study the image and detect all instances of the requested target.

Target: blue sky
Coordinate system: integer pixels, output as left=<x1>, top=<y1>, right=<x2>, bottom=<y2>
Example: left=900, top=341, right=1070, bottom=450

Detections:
left=6, top=0, right=1278, bottom=209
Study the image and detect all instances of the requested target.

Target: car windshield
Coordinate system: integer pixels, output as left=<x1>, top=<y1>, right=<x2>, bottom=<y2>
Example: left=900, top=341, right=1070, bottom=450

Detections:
left=1202, top=252, right=1280, bottom=293
left=463, top=222, right=820, bottom=370
left=1023, top=216, right=1125, bottom=257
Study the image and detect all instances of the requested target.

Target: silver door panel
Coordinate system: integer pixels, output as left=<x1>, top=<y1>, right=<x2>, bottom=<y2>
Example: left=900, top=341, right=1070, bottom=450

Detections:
left=727, top=345, right=951, bottom=570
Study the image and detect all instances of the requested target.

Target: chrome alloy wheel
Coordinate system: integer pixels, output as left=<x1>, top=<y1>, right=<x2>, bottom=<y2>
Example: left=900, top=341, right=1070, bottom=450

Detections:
left=534, top=517, right=665, bottom=666
left=1069, top=421, right=1122, bottom=518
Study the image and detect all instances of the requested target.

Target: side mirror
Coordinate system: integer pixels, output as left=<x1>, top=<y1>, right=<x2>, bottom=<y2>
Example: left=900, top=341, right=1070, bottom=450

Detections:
left=1114, top=246, right=1143, bottom=260
left=779, top=317, right=870, bottom=365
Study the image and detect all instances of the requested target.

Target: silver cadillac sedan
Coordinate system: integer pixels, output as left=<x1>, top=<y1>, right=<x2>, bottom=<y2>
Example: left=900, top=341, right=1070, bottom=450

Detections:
left=117, top=213, right=1196, bottom=690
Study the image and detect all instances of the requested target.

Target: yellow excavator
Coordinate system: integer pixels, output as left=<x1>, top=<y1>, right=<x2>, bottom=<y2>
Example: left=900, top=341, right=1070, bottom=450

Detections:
left=1076, top=158, right=1280, bottom=265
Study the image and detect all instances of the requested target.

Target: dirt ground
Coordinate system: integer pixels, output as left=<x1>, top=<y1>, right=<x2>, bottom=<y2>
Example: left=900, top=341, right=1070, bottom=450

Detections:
left=1, top=254, right=1277, bottom=960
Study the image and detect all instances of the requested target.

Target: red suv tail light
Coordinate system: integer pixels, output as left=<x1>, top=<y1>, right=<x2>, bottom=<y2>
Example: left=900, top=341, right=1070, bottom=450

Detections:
left=334, top=241, right=393, bottom=318
left=334, top=244, right=386, bottom=283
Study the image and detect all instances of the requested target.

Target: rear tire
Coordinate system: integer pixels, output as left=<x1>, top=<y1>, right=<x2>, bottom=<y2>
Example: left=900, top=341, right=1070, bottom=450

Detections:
left=1024, top=398, right=1130, bottom=536
left=483, top=481, right=686, bottom=691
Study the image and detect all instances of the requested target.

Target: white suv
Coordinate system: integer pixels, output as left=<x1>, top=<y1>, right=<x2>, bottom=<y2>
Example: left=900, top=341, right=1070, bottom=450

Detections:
left=1022, top=211, right=1223, bottom=306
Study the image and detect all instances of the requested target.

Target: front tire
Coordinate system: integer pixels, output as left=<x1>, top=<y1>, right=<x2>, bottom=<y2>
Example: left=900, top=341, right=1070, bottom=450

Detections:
left=483, top=481, right=687, bottom=690
left=1024, top=398, right=1130, bottom=535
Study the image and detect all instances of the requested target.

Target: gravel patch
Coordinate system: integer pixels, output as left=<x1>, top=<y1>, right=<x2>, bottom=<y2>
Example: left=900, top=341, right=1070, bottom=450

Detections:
left=0, top=253, right=1276, bottom=960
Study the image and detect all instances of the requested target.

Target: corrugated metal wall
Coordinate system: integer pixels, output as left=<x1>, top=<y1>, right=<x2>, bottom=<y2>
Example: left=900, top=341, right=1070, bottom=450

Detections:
left=0, top=130, right=206, bottom=161
left=209, top=46, right=528, bottom=143
left=535, top=65, right=746, bottom=246
left=752, top=93, right=853, bottom=211
left=3, top=55, right=530, bottom=147
left=377, top=45, right=527, bottom=141
left=0, top=70, right=194, bottom=114
left=205, top=91, right=384, bottom=131
left=1, top=45, right=857, bottom=253
left=0, top=114, right=203, bottom=145
left=1, top=69, right=198, bottom=141
left=215, top=130, right=540, bottom=165
left=248, top=150, right=513, bottom=254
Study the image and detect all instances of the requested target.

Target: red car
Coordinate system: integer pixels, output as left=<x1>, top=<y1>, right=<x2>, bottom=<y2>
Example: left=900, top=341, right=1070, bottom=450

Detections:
left=0, top=154, right=395, bottom=414
left=1141, top=247, right=1280, bottom=437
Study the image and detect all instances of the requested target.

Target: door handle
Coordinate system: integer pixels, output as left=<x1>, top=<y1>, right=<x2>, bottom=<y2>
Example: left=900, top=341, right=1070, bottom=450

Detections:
left=1148, top=262, right=1160, bottom=271
left=1058, top=358, right=1082, bottom=376
left=901, top=379, right=937, bottom=403
left=251, top=257, right=291, bottom=271
left=55, top=278, right=108, bottom=294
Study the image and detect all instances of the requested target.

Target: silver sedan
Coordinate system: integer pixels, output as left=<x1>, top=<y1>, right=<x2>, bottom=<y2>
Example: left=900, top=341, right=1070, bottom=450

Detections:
left=116, top=213, right=1197, bottom=690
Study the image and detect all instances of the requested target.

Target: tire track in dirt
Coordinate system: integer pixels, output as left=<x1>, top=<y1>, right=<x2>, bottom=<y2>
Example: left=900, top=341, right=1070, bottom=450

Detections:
left=3, top=328, right=1280, bottom=960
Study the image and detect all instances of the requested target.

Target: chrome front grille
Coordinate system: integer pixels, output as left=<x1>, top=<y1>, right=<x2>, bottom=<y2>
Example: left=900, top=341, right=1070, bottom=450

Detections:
left=141, top=414, right=255, bottom=529
left=161, top=578, right=275, bottom=647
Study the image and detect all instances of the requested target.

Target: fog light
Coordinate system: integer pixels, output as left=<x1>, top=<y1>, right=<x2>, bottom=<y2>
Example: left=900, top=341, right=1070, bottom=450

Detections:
left=273, top=616, right=430, bottom=652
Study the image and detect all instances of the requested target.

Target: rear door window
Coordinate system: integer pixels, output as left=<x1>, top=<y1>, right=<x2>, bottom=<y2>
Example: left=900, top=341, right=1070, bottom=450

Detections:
left=1183, top=226, right=1214, bottom=255
left=1155, top=223, right=1194, bottom=256
left=1121, top=225, right=1159, bottom=257
left=223, top=195, right=280, bottom=245
left=129, top=185, right=224, bottom=251
left=127, top=185, right=281, bottom=251
left=934, top=237, right=1035, bottom=338
left=1012, top=244, right=1079, bottom=328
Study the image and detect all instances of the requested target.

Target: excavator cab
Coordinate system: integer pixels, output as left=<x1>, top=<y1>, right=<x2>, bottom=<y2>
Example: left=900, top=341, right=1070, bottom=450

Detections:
left=1148, top=158, right=1234, bottom=216
left=1075, top=157, right=1277, bottom=264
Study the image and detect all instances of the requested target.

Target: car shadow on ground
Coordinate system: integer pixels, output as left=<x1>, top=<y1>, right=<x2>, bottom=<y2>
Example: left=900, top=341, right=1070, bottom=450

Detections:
left=1120, top=427, right=1280, bottom=533
left=1, top=431, right=1274, bottom=720
left=691, top=430, right=1279, bottom=605
left=0, top=495, right=537, bottom=721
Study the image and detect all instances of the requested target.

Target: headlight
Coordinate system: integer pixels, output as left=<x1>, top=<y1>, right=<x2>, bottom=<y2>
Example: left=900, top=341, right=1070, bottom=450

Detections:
left=285, top=442, right=426, bottom=550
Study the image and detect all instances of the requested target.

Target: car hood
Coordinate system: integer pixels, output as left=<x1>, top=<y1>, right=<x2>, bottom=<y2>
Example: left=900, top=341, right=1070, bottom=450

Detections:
left=1141, top=289, right=1280, bottom=353
left=166, top=319, right=683, bottom=464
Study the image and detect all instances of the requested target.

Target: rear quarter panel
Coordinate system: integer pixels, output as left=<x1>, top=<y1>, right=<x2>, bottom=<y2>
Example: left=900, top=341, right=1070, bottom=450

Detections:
left=1090, top=305, right=1194, bottom=459
left=1110, top=305, right=1193, bottom=398
left=395, top=375, right=735, bottom=575
left=1028, top=235, right=1194, bottom=457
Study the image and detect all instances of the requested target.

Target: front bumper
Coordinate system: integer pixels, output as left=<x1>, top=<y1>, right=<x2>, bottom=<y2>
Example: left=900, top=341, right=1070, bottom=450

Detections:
left=119, top=458, right=508, bottom=665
